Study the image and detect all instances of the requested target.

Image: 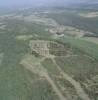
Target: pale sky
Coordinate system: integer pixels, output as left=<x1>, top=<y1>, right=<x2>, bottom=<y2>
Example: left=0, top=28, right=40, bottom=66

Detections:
left=0, top=0, right=97, bottom=7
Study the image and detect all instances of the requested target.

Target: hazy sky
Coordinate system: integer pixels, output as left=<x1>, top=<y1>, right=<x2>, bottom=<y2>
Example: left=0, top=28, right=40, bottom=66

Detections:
left=0, top=0, right=97, bottom=7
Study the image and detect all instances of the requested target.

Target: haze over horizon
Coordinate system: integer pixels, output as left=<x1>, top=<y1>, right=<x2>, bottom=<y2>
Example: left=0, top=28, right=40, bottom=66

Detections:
left=0, top=0, right=98, bottom=8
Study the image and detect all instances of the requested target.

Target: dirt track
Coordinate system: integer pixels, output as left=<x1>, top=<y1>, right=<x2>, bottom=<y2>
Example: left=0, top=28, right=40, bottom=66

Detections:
left=20, top=51, right=91, bottom=100
left=52, top=58, right=91, bottom=100
left=20, top=55, right=67, bottom=100
left=0, top=53, right=4, bottom=65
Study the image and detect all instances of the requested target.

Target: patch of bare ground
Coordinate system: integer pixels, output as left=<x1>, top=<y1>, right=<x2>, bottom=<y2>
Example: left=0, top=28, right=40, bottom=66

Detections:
left=20, top=55, right=67, bottom=100
left=29, top=40, right=57, bottom=57
left=27, top=40, right=91, bottom=100
left=47, top=26, right=93, bottom=38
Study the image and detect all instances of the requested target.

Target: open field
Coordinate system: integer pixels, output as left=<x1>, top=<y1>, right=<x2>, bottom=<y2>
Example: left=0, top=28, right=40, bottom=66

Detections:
left=47, top=9, right=98, bottom=35
left=59, top=37, right=98, bottom=60
left=55, top=55, right=98, bottom=99
left=81, top=37, right=98, bottom=44
left=0, top=14, right=59, bottom=27
left=48, top=25, right=93, bottom=37
left=29, top=39, right=98, bottom=100
left=79, top=12, right=98, bottom=18
left=0, top=8, right=98, bottom=100
left=15, top=35, right=33, bottom=41
left=0, top=53, right=4, bottom=65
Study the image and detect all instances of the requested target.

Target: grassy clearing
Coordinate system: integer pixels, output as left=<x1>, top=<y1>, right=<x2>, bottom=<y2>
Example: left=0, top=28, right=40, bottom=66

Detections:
left=22, top=54, right=42, bottom=64
left=42, top=58, right=60, bottom=75
left=55, top=55, right=98, bottom=81
left=81, top=37, right=98, bottom=44
left=58, top=37, right=98, bottom=60
left=15, top=35, right=33, bottom=41
left=31, top=79, right=59, bottom=100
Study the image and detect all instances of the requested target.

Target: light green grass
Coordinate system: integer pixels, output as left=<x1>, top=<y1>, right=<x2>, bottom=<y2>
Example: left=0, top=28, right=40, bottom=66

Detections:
left=58, top=37, right=98, bottom=60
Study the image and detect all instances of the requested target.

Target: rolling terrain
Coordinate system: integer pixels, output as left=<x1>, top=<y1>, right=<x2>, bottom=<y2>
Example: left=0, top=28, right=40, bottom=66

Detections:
left=0, top=7, right=98, bottom=100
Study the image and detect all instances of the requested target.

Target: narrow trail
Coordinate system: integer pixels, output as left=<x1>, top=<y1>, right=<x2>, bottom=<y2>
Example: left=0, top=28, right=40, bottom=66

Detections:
left=0, top=53, right=4, bottom=65
left=20, top=56, right=67, bottom=100
left=52, top=58, right=91, bottom=100
left=45, top=73, right=67, bottom=100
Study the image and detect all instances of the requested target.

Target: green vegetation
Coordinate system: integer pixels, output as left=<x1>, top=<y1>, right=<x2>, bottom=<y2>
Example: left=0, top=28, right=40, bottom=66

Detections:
left=0, top=17, right=57, bottom=100
left=42, top=58, right=60, bottom=75
left=0, top=8, right=98, bottom=100
left=55, top=55, right=98, bottom=81
left=47, top=10, right=98, bottom=34
left=58, top=37, right=98, bottom=60
left=42, top=58, right=80, bottom=100
left=30, top=79, right=59, bottom=100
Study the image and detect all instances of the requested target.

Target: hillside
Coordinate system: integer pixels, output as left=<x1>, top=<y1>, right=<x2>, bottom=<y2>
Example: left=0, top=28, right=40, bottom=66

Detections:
left=0, top=7, right=98, bottom=100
